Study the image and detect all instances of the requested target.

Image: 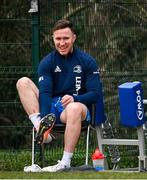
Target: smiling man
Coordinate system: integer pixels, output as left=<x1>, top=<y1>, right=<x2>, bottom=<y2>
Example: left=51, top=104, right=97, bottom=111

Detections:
left=16, top=19, right=101, bottom=172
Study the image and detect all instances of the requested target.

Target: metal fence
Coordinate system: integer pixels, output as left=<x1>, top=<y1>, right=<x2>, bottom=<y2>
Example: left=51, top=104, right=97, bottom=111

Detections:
left=0, top=0, right=147, bottom=170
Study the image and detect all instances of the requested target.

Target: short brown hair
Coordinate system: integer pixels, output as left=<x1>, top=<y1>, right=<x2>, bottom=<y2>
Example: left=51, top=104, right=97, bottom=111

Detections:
left=52, top=19, right=76, bottom=34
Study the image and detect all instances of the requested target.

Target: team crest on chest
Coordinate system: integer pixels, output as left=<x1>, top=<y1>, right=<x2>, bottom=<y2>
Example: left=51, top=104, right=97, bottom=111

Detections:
left=73, top=65, right=82, bottom=73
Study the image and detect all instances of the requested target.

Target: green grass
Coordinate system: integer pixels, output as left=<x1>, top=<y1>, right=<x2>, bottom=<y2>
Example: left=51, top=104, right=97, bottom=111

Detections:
left=0, top=171, right=147, bottom=179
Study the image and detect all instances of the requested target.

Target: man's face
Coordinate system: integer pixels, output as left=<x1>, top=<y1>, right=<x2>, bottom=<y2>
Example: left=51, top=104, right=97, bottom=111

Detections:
left=53, top=27, right=76, bottom=56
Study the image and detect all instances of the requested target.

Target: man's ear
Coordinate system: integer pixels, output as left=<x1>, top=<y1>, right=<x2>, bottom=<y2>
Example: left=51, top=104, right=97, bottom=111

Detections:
left=73, top=34, right=77, bottom=42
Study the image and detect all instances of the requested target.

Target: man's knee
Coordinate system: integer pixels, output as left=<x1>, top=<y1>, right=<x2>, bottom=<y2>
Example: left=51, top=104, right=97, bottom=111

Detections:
left=16, top=77, right=31, bottom=90
left=66, top=102, right=83, bottom=114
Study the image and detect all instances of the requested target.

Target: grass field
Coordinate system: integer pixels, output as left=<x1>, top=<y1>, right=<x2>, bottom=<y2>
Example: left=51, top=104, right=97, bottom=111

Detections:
left=0, top=171, right=147, bottom=179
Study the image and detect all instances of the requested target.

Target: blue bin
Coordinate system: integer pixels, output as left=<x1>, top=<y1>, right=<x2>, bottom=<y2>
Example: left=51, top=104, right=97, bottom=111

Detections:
left=118, top=82, right=145, bottom=127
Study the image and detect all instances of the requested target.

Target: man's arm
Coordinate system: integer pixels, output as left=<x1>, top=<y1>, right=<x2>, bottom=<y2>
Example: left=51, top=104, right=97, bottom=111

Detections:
left=38, top=58, right=53, bottom=118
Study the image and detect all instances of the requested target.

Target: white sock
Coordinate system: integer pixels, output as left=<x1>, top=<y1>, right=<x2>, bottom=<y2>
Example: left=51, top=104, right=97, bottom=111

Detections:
left=29, top=113, right=41, bottom=131
left=61, top=151, right=73, bottom=167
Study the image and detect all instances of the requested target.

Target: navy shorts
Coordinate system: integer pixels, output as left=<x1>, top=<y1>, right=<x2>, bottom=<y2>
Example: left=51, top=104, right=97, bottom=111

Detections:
left=50, top=97, right=91, bottom=124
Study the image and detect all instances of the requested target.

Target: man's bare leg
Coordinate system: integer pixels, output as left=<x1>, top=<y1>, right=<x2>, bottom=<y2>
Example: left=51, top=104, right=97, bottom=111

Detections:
left=16, top=77, right=39, bottom=116
left=60, top=102, right=87, bottom=166
left=16, top=77, right=55, bottom=143
left=61, top=102, right=87, bottom=150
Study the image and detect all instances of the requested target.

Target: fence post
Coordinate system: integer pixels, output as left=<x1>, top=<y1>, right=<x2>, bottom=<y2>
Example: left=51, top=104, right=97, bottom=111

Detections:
left=28, top=0, right=44, bottom=167
left=28, top=0, right=40, bottom=82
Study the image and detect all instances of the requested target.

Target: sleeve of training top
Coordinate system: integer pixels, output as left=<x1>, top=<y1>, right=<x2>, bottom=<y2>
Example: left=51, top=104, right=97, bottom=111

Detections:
left=38, top=56, right=53, bottom=118
left=73, top=59, right=101, bottom=105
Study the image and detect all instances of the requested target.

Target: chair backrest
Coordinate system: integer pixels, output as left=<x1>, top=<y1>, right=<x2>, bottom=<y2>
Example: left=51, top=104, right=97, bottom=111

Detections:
left=91, top=81, right=106, bottom=127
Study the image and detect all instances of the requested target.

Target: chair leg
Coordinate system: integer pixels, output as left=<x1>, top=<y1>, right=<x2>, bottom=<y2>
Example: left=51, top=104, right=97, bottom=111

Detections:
left=32, top=127, right=45, bottom=167
left=24, top=127, right=42, bottom=172
left=32, top=127, right=35, bottom=165
left=85, top=125, right=90, bottom=165
left=40, top=144, right=45, bottom=167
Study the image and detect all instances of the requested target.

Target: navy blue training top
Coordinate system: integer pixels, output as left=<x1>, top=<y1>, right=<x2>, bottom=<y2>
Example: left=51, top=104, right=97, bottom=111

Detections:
left=38, top=47, right=101, bottom=118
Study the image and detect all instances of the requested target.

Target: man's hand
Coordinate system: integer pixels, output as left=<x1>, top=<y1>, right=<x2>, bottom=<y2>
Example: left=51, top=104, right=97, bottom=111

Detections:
left=61, top=95, right=74, bottom=107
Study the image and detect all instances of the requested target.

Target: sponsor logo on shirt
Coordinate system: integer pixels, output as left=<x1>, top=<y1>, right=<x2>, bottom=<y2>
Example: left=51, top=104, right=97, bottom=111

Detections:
left=54, top=66, right=61, bottom=72
left=73, top=76, right=81, bottom=96
left=73, top=65, right=82, bottom=73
